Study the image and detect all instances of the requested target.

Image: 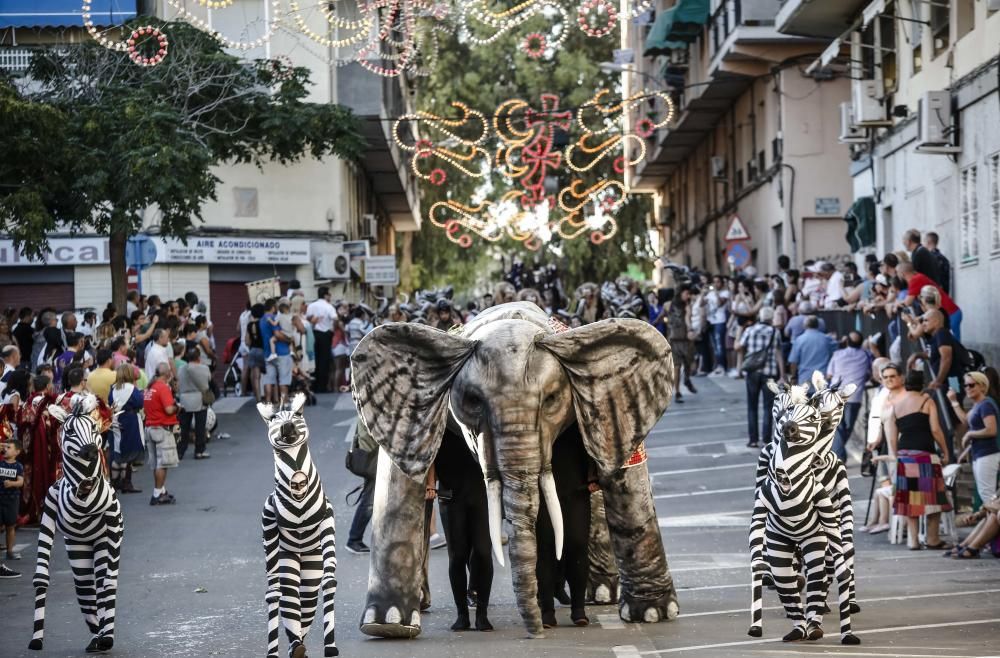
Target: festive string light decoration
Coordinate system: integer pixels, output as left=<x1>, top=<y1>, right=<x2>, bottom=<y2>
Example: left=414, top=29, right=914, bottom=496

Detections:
left=164, top=0, right=282, bottom=51
left=522, top=32, right=547, bottom=59
left=576, top=0, right=618, bottom=38
left=392, top=102, right=492, bottom=184
left=127, top=26, right=169, bottom=67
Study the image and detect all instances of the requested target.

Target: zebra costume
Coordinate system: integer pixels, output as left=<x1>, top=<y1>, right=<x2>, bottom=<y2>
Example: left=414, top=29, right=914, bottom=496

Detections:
left=258, top=393, right=338, bottom=658
left=748, top=403, right=859, bottom=644
left=29, top=394, right=124, bottom=654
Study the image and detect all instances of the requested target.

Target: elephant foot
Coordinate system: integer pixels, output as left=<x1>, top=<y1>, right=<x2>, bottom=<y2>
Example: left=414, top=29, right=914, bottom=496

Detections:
left=475, top=612, right=494, bottom=632
left=747, top=626, right=762, bottom=638
left=782, top=627, right=806, bottom=642
left=619, top=591, right=679, bottom=623
left=27, top=639, right=43, bottom=651
left=842, top=633, right=861, bottom=645
left=451, top=611, right=471, bottom=631
left=360, top=605, right=422, bottom=638
left=541, top=610, right=558, bottom=629
left=588, top=580, right=619, bottom=605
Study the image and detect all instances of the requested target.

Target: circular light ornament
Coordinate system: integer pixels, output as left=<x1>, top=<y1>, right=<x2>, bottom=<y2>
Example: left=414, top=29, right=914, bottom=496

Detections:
left=127, top=27, right=169, bottom=67
left=635, top=117, right=656, bottom=138
left=523, top=32, right=546, bottom=59
left=429, top=169, right=447, bottom=186
left=577, top=0, right=618, bottom=38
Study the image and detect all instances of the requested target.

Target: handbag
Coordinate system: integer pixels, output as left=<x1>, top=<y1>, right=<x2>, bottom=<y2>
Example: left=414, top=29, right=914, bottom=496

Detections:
left=860, top=449, right=876, bottom=477
left=201, top=388, right=216, bottom=406
left=741, top=327, right=776, bottom=374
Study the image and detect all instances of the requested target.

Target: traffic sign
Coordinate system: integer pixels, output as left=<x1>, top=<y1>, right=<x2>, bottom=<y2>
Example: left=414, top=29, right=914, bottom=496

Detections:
left=724, top=215, right=750, bottom=242
left=125, top=234, right=157, bottom=270
left=126, top=268, right=139, bottom=291
left=363, top=255, right=399, bottom=285
left=726, top=242, right=751, bottom=269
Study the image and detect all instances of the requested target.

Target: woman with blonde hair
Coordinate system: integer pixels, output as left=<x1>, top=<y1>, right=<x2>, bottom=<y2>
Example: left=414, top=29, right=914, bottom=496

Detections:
left=949, top=371, right=999, bottom=506
left=109, top=363, right=146, bottom=493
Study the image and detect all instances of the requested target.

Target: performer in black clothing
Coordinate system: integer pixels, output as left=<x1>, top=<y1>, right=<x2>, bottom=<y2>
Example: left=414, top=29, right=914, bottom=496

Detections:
left=434, top=428, right=494, bottom=632
left=536, top=423, right=593, bottom=628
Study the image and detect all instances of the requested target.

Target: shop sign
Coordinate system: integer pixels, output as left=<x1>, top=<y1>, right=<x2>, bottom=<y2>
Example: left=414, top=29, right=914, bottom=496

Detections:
left=363, top=255, right=399, bottom=285
left=0, top=237, right=109, bottom=266
left=814, top=197, right=841, bottom=216
left=155, top=237, right=311, bottom=264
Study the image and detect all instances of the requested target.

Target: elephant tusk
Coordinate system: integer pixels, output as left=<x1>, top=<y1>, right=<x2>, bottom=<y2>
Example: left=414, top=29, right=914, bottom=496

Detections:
left=486, top=478, right=506, bottom=567
left=539, top=470, right=563, bottom=561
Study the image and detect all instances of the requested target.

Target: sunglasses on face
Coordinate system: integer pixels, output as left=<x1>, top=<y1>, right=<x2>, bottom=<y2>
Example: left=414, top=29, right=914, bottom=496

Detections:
left=963, top=382, right=977, bottom=389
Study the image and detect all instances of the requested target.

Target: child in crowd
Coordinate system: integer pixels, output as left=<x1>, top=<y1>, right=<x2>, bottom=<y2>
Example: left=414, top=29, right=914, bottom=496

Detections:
left=265, top=300, right=295, bottom=363
left=1, top=440, right=25, bottom=560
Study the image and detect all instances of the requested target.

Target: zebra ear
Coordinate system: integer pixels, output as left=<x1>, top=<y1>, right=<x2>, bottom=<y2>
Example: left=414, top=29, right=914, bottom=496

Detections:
left=47, top=404, right=69, bottom=425
left=288, top=392, right=307, bottom=415
left=811, top=370, right=828, bottom=391
left=256, top=402, right=277, bottom=422
left=766, top=379, right=784, bottom=395
left=790, top=383, right=809, bottom=403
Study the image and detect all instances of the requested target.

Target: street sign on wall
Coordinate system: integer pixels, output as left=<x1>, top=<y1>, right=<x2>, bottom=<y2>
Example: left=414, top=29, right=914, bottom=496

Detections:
left=126, top=234, right=157, bottom=270
left=363, top=255, right=399, bottom=285
left=814, top=197, right=842, bottom=215
left=724, top=215, right=751, bottom=241
left=726, top=242, right=751, bottom=269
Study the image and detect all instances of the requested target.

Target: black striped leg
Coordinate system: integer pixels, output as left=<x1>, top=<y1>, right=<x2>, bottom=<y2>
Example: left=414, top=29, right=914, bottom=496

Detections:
left=748, top=565, right=765, bottom=636
left=319, top=518, right=338, bottom=657
left=29, top=493, right=58, bottom=650
left=831, top=551, right=859, bottom=644
left=800, top=535, right=829, bottom=639
left=297, top=553, right=322, bottom=642
left=262, top=500, right=282, bottom=658
left=277, top=553, right=305, bottom=656
left=94, top=515, right=123, bottom=645
left=833, top=472, right=858, bottom=610
left=67, top=542, right=100, bottom=636
left=766, top=533, right=806, bottom=636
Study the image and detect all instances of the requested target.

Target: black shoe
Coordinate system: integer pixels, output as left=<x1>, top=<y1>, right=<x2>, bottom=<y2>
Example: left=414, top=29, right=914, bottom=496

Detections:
left=782, top=627, right=806, bottom=642
left=0, top=564, right=21, bottom=579
left=150, top=493, right=176, bottom=506
left=345, top=542, right=370, bottom=555
left=451, top=611, right=471, bottom=631
left=84, top=635, right=112, bottom=654
left=805, top=622, right=823, bottom=641
left=194, top=452, right=211, bottom=460
left=747, top=440, right=759, bottom=448
left=685, top=379, right=698, bottom=394
left=555, top=587, right=571, bottom=606
left=475, top=612, right=493, bottom=631
left=541, top=610, right=557, bottom=629
left=571, top=608, right=589, bottom=626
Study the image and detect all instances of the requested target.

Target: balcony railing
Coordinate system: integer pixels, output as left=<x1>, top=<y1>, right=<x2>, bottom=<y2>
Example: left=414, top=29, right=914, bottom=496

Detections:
left=709, top=0, right=781, bottom=58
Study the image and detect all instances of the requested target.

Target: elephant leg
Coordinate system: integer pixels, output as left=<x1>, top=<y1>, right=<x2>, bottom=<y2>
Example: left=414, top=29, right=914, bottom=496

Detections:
left=586, top=490, right=619, bottom=605
left=600, top=458, right=678, bottom=623
left=360, top=448, right=426, bottom=639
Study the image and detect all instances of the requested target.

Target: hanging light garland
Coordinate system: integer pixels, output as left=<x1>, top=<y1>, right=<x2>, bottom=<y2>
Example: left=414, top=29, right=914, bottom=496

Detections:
left=522, top=32, right=547, bottom=59
left=164, top=0, right=282, bottom=51
left=127, top=26, right=169, bottom=67
left=576, top=0, right=618, bottom=38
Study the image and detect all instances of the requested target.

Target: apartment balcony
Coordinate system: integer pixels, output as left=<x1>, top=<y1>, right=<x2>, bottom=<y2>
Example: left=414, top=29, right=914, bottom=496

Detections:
left=775, top=0, right=868, bottom=38
left=708, top=0, right=820, bottom=76
left=337, top=64, right=421, bottom=232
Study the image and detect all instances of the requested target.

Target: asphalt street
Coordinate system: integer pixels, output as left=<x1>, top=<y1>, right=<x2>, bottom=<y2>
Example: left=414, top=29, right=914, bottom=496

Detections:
left=2, top=376, right=999, bottom=657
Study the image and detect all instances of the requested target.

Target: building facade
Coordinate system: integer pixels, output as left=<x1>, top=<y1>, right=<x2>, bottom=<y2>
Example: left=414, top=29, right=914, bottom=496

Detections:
left=624, top=0, right=855, bottom=275
left=778, top=0, right=1000, bottom=361
left=1, top=0, right=420, bottom=351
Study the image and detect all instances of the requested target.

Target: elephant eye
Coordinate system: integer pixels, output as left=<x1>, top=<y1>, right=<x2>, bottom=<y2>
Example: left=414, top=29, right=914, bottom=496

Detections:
left=543, top=392, right=560, bottom=408
left=464, top=392, right=483, bottom=412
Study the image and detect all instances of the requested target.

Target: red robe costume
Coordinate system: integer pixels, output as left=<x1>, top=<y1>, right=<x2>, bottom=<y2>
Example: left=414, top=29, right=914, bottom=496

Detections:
left=24, top=391, right=58, bottom=524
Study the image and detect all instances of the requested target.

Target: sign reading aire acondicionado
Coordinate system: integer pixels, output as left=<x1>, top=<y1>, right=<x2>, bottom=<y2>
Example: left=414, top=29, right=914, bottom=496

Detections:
left=0, top=236, right=312, bottom=266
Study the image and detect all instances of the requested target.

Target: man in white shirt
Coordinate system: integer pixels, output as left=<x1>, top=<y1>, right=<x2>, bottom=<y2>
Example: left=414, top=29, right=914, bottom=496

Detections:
left=145, top=329, right=174, bottom=380
left=820, top=262, right=845, bottom=309
left=306, top=286, right=337, bottom=393
left=705, top=275, right=730, bottom=375
left=0, top=346, right=20, bottom=397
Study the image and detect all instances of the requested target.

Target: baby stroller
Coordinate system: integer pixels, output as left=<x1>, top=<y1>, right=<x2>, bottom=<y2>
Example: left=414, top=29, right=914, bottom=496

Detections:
left=221, top=337, right=243, bottom=397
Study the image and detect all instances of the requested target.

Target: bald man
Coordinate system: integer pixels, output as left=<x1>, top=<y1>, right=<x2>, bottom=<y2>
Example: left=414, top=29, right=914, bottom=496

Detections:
left=919, top=310, right=967, bottom=390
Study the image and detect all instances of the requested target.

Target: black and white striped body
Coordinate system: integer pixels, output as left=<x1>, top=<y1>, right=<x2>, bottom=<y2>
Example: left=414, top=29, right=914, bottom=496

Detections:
left=748, top=404, right=858, bottom=644
left=258, top=394, right=338, bottom=658
left=29, top=394, right=123, bottom=654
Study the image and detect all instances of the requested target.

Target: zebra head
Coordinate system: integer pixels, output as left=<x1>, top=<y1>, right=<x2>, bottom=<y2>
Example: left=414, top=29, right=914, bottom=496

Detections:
left=809, top=371, right=858, bottom=455
left=770, top=403, right=823, bottom=496
left=257, top=392, right=310, bottom=451
left=767, top=379, right=809, bottom=428
left=775, top=402, right=823, bottom=449
left=48, top=394, right=104, bottom=500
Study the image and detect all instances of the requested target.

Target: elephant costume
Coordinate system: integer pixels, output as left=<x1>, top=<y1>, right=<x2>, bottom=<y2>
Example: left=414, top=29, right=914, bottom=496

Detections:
left=351, top=302, right=679, bottom=638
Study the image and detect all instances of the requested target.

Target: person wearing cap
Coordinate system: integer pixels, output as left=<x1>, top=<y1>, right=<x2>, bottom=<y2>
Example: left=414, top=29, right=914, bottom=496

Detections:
left=435, top=299, right=459, bottom=331
left=738, top=307, right=784, bottom=448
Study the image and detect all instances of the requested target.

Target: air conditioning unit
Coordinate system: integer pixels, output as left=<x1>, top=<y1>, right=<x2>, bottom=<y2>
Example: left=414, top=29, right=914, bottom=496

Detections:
left=314, top=242, right=351, bottom=280
left=710, top=156, right=727, bottom=180
left=361, top=214, right=378, bottom=241
left=915, top=91, right=958, bottom=153
left=852, top=78, right=888, bottom=126
left=989, top=0, right=1000, bottom=11
left=839, top=102, right=867, bottom=143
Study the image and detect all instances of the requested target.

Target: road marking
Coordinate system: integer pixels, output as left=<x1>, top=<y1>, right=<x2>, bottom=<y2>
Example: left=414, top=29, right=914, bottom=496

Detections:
left=677, top=587, right=1000, bottom=619
left=662, top=408, right=732, bottom=418
left=650, top=462, right=754, bottom=477
left=612, top=646, right=641, bottom=658
left=343, top=418, right=358, bottom=443
left=598, top=613, right=626, bottom=630
left=658, top=512, right=748, bottom=528
left=675, top=566, right=997, bottom=591
left=655, top=485, right=754, bottom=499
left=333, top=394, right=356, bottom=411
left=637, top=618, right=1000, bottom=654
left=649, top=421, right=746, bottom=435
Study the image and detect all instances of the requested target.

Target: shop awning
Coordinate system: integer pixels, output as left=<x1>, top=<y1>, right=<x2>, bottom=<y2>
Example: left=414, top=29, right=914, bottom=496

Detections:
left=0, top=1, right=136, bottom=29
left=644, top=0, right=710, bottom=57
left=844, top=196, right=876, bottom=253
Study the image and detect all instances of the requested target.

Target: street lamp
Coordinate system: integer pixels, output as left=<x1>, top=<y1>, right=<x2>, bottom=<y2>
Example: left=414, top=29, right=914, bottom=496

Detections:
left=598, top=61, right=665, bottom=88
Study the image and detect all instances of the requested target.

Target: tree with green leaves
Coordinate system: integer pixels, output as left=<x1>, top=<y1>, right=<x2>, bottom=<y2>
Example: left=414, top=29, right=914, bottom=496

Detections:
left=404, top=9, right=656, bottom=298
left=0, top=20, right=364, bottom=311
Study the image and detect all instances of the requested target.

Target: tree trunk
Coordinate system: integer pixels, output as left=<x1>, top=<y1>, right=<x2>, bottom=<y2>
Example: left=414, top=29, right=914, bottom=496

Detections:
left=109, top=229, right=127, bottom=315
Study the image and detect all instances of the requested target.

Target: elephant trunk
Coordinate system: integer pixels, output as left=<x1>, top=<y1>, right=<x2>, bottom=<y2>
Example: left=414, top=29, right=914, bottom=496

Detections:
left=502, top=470, right=544, bottom=637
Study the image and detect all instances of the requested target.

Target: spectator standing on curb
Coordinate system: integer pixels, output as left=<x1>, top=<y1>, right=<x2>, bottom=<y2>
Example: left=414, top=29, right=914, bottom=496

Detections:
left=783, top=302, right=825, bottom=343
left=1, top=440, right=24, bottom=561
left=706, top=275, right=729, bottom=376
left=176, top=348, right=212, bottom=461
left=666, top=285, right=697, bottom=402
left=923, top=231, right=951, bottom=295
left=144, top=329, right=173, bottom=381
left=306, top=287, right=337, bottom=393
left=87, top=349, right=117, bottom=404
left=346, top=420, right=378, bottom=554
left=903, top=229, right=940, bottom=284
left=827, top=332, right=872, bottom=462
left=738, top=307, right=784, bottom=449
left=109, top=365, right=144, bottom=494
left=898, top=263, right=963, bottom=341
left=144, top=363, right=179, bottom=506
left=12, top=308, right=34, bottom=362
left=260, top=299, right=293, bottom=404
left=788, top=315, right=837, bottom=387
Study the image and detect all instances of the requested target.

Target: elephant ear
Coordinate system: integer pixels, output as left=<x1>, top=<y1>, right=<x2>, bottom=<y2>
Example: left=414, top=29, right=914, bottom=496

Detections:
left=351, top=323, right=477, bottom=482
left=538, top=318, right=674, bottom=476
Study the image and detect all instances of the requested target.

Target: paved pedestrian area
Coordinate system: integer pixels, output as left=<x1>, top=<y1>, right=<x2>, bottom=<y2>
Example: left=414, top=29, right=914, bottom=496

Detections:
left=1, top=377, right=998, bottom=657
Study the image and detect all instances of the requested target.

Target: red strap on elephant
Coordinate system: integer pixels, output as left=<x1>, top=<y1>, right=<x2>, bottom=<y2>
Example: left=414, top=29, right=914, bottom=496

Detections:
left=547, top=317, right=570, bottom=334
left=623, top=442, right=647, bottom=468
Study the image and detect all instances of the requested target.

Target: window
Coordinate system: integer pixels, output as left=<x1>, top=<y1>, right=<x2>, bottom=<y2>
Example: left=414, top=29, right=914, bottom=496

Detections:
left=956, top=0, right=975, bottom=40
left=930, top=1, right=949, bottom=57
left=990, top=154, right=1000, bottom=254
left=880, top=2, right=898, bottom=91
left=960, top=165, right=978, bottom=262
left=909, top=0, right=923, bottom=73
left=233, top=187, right=259, bottom=217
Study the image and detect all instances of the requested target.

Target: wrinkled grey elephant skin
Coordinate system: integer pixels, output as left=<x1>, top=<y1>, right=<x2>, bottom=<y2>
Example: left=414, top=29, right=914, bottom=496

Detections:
left=351, top=302, right=679, bottom=638
left=587, top=490, right=619, bottom=605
